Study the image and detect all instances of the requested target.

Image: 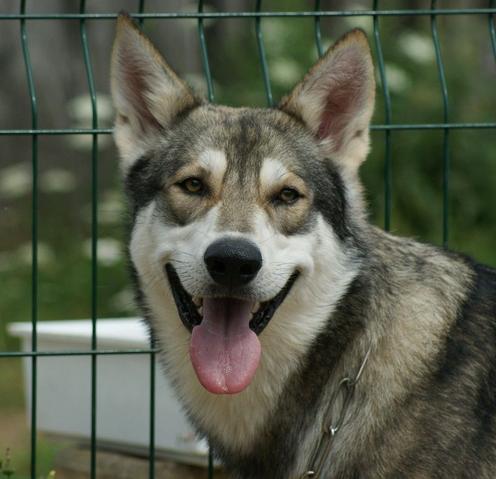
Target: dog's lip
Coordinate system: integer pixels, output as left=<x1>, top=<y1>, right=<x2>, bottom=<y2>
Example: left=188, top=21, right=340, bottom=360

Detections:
left=164, top=264, right=299, bottom=335
left=249, top=272, right=299, bottom=334
left=165, top=264, right=202, bottom=331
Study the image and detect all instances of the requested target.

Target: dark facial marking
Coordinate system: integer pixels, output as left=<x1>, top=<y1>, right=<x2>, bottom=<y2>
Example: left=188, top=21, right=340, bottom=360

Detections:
left=311, top=160, right=350, bottom=242
left=125, top=154, right=161, bottom=216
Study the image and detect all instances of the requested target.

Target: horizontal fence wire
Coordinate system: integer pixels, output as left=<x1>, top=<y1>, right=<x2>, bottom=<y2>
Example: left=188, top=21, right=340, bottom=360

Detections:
left=1, top=123, right=495, bottom=136
left=2, top=9, right=496, bottom=20
left=2, top=2, right=495, bottom=479
left=0, top=349, right=158, bottom=358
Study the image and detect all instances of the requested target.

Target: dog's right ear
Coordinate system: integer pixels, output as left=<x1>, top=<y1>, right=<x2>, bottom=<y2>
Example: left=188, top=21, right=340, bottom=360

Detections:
left=111, top=13, right=199, bottom=171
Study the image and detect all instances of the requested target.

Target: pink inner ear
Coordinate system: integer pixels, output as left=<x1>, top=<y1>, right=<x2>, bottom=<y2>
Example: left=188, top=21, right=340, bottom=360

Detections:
left=317, top=84, right=353, bottom=150
left=120, top=56, right=162, bottom=131
left=316, top=50, right=369, bottom=152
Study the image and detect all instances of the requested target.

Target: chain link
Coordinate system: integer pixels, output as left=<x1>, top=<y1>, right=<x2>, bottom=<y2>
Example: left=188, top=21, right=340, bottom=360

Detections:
left=300, top=346, right=372, bottom=478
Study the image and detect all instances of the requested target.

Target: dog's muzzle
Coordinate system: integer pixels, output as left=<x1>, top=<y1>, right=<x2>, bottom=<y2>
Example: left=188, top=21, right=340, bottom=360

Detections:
left=164, top=237, right=298, bottom=395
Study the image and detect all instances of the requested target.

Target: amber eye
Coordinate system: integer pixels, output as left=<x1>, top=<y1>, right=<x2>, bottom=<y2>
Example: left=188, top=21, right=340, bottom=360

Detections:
left=277, top=187, right=301, bottom=204
left=180, top=177, right=204, bottom=195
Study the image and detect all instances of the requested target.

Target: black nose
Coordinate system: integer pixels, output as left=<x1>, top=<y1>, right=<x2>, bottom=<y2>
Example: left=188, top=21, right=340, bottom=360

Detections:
left=204, top=238, right=262, bottom=287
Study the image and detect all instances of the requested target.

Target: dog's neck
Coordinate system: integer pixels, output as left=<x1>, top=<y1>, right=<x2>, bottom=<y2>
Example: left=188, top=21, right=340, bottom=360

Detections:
left=203, top=269, right=369, bottom=476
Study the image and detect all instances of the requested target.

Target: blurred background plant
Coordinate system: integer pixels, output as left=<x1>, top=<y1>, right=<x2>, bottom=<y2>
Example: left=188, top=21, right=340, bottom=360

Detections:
left=0, top=448, right=56, bottom=479
left=0, top=448, right=15, bottom=478
left=0, top=0, right=495, bottom=476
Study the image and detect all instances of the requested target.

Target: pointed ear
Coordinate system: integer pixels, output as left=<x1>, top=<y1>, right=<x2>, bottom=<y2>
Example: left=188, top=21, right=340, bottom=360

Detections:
left=279, top=29, right=375, bottom=171
left=110, top=13, right=199, bottom=171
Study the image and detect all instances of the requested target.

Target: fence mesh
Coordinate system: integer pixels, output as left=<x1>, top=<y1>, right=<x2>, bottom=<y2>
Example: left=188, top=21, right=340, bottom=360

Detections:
left=0, top=1, right=495, bottom=478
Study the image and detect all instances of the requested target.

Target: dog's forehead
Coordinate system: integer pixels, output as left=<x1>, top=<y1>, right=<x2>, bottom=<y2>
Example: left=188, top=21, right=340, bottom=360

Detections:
left=169, top=105, right=316, bottom=178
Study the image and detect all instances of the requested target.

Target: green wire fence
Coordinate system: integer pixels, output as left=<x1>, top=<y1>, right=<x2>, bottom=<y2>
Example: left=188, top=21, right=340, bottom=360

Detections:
left=1, top=1, right=495, bottom=478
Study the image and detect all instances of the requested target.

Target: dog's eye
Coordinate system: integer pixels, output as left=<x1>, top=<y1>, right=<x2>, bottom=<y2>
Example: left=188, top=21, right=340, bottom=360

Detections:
left=277, top=187, right=301, bottom=205
left=180, top=177, right=204, bottom=195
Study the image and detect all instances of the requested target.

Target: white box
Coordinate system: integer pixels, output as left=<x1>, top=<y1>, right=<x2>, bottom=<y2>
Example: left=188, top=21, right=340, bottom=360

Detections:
left=8, top=319, right=208, bottom=465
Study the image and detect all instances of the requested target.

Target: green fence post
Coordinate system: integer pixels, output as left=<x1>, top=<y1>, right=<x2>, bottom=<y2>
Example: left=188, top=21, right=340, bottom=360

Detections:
left=255, top=0, right=273, bottom=106
left=489, top=1, right=496, bottom=60
left=431, top=0, right=450, bottom=248
left=198, top=0, right=214, bottom=102
left=372, top=0, right=393, bottom=232
left=134, top=4, right=157, bottom=477
left=79, top=1, right=99, bottom=477
left=19, top=1, right=38, bottom=477
left=314, top=0, right=324, bottom=58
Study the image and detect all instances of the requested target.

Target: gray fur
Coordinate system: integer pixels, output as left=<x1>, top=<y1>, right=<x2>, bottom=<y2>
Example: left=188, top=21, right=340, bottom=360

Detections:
left=112, top=15, right=496, bottom=478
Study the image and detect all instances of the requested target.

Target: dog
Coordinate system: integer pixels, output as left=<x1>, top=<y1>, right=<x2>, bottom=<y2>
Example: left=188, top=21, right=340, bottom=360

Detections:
left=110, top=13, right=496, bottom=478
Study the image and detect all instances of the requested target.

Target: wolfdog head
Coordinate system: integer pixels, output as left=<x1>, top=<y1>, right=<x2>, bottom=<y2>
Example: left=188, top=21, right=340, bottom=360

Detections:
left=111, top=14, right=375, bottom=399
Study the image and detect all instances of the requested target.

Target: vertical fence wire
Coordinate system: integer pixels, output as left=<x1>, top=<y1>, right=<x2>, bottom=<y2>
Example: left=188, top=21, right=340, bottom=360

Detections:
left=19, top=1, right=38, bottom=477
left=149, top=291, right=157, bottom=479
left=255, top=0, right=273, bottom=106
left=138, top=0, right=145, bottom=28
left=314, top=0, right=324, bottom=58
left=134, top=4, right=157, bottom=475
left=197, top=2, right=214, bottom=474
left=198, top=0, right=214, bottom=102
left=208, top=450, right=214, bottom=478
left=489, top=0, right=496, bottom=60
left=79, top=1, right=99, bottom=477
left=138, top=4, right=157, bottom=478
left=372, top=0, right=393, bottom=231
left=431, top=0, right=450, bottom=248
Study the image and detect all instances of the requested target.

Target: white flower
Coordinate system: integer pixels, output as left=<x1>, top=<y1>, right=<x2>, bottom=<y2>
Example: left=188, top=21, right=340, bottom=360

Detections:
left=0, top=163, right=31, bottom=198
left=344, top=16, right=373, bottom=35
left=270, top=58, right=304, bottom=88
left=99, top=190, right=125, bottom=225
left=263, top=20, right=292, bottom=55
left=398, top=32, right=435, bottom=64
left=40, top=169, right=77, bottom=194
left=383, top=63, right=412, bottom=93
left=175, top=1, right=217, bottom=29
left=110, top=288, right=137, bottom=313
left=16, top=242, right=56, bottom=267
left=67, top=93, right=114, bottom=123
left=66, top=134, right=112, bottom=151
left=83, top=237, right=122, bottom=266
left=66, top=93, right=113, bottom=151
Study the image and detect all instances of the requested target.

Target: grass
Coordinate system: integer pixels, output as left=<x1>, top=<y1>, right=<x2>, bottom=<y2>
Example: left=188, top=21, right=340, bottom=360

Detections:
left=1, top=440, right=60, bottom=479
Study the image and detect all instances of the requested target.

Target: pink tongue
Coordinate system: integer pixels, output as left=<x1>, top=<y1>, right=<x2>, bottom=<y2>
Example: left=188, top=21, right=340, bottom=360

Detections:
left=190, top=298, right=261, bottom=394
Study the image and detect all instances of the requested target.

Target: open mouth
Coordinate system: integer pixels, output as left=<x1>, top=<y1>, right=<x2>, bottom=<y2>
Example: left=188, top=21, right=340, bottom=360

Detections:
left=165, top=264, right=298, bottom=394
left=165, top=264, right=298, bottom=335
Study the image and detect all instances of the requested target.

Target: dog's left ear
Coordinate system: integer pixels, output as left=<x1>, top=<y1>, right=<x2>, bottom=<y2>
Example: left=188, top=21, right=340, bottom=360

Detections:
left=279, top=29, right=375, bottom=172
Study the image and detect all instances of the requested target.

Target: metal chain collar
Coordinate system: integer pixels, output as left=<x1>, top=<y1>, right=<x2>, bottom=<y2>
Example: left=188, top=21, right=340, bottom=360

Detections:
left=300, top=346, right=372, bottom=478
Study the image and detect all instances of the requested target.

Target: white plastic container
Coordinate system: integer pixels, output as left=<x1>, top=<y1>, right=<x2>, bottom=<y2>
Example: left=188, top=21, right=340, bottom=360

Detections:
left=8, top=319, right=208, bottom=465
